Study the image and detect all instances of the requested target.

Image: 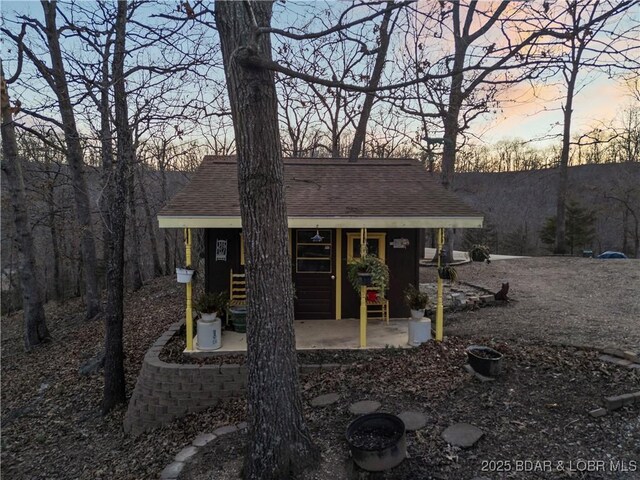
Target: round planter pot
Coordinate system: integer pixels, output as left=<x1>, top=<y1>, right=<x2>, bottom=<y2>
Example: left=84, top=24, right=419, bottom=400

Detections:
left=196, top=318, right=221, bottom=351
left=176, top=268, right=194, bottom=283
left=200, top=312, right=217, bottom=322
left=410, top=309, right=425, bottom=320
left=229, top=306, right=247, bottom=333
left=466, top=345, right=503, bottom=377
left=346, top=413, right=406, bottom=472
left=358, top=272, right=373, bottom=286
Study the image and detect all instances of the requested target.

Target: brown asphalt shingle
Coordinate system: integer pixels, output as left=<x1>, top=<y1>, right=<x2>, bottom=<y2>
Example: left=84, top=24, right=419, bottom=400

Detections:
left=159, top=156, right=482, bottom=219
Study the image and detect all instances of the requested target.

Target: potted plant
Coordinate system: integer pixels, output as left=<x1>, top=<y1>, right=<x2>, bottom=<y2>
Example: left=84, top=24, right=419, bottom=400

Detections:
left=194, top=291, right=227, bottom=320
left=404, top=284, right=429, bottom=320
left=347, top=255, right=390, bottom=295
left=176, top=265, right=195, bottom=283
left=438, top=264, right=458, bottom=282
left=469, top=244, right=491, bottom=263
left=194, top=291, right=228, bottom=351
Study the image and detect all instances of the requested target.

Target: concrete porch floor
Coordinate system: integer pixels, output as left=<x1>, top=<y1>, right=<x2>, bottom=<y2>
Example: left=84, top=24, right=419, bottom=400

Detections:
left=190, top=318, right=417, bottom=354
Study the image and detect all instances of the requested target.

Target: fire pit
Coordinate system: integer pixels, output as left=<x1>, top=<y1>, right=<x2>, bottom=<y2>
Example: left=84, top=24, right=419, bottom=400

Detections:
left=346, top=413, right=406, bottom=472
left=466, top=345, right=503, bottom=377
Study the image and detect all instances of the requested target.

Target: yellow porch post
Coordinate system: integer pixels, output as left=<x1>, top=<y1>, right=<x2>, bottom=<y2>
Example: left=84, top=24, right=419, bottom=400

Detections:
left=359, top=228, right=367, bottom=348
left=335, top=228, right=342, bottom=320
left=360, top=285, right=367, bottom=348
left=435, top=228, right=444, bottom=341
left=185, top=228, right=194, bottom=351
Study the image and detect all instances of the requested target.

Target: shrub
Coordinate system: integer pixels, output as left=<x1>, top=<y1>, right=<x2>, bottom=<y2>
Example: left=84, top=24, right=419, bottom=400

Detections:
left=404, top=284, right=429, bottom=310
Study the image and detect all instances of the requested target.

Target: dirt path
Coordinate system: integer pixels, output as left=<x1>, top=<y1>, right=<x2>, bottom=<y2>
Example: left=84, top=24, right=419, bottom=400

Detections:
left=421, top=257, right=640, bottom=350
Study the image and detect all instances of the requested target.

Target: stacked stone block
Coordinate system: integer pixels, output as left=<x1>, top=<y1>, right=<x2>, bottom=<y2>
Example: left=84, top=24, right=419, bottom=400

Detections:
left=123, top=322, right=247, bottom=436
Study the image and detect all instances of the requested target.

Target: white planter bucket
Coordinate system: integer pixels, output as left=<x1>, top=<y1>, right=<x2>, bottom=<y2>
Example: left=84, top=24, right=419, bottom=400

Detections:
left=176, top=268, right=194, bottom=283
left=410, top=309, right=425, bottom=320
left=200, top=312, right=217, bottom=321
left=197, top=317, right=221, bottom=351
left=408, top=318, right=431, bottom=346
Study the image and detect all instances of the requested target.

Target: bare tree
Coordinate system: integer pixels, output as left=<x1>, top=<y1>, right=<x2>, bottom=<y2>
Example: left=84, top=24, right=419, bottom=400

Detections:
left=102, top=0, right=132, bottom=414
left=1, top=64, right=51, bottom=349
left=536, top=0, right=639, bottom=253
left=3, top=1, right=102, bottom=319
left=215, top=1, right=319, bottom=477
left=348, top=1, right=397, bottom=161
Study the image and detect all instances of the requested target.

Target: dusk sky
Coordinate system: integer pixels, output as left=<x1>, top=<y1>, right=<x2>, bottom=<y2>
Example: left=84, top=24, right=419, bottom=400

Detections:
left=2, top=0, right=638, bottom=148
left=482, top=75, right=636, bottom=144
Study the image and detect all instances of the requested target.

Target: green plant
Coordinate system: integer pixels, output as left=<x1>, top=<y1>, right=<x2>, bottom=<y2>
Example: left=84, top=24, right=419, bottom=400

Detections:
left=404, top=284, right=429, bottom=310
left=194, top=291, right=229, bottom=314
left=438, top=265, right=458, bottom=283
left=539, top=200, right=596, bottom=254
left=347, top=255, right=390, bottom=294
left=469, top=244, right=491, bottom=262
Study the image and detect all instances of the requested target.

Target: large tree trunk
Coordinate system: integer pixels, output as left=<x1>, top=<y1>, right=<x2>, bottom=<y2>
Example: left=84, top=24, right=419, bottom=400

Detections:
left=99, top=40, right=114, bottom=288
left=331, top=93, right=342, bottom=158
left=42, top=1, right=101, bottom=319
left=49, top=192, right=64, bottom=302
left=1, top=66, right=51, bottom=349
left=215, top=2, right=318, bottom=478
left=43, top=149, right=64, bottom=301
left=438, top=39, right=465, bottom=264
left=127, top=167, right=144, bottom=290
left=137, top=166, right=163, bottom=277
left=348, top=2, right=394, bottom=161
left=555, top=63, right=579, bottom=254
left=102, top=0, right=130, bottom=414
left=158, top=151, right=173, bottom=275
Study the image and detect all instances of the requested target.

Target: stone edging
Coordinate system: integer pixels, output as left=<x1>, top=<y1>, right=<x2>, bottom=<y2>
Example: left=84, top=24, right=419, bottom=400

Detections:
left=123, top=321, right=341, bottom=436
left=159, top=422, right=248, bottom=480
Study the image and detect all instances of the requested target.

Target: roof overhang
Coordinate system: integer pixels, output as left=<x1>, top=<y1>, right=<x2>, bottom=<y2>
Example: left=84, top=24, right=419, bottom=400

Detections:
left=158, top=215, right=484, bottom=229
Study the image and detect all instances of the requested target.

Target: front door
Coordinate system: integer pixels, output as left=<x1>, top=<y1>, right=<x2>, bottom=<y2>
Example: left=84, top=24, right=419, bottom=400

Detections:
left=293, top=229, right=335, bottom=320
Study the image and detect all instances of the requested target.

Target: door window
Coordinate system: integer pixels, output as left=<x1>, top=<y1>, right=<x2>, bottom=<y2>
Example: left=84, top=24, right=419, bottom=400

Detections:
left=296, top=230, right=332, bottom=273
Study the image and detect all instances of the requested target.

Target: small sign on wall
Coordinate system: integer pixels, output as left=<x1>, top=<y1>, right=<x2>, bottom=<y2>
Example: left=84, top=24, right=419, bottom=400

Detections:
left=392, top=238, right=410, bottom=249
left=215, top=239, right=228, bottom=261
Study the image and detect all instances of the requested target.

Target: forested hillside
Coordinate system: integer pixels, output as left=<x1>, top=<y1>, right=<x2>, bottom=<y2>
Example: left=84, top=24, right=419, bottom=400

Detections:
left=454, top=162, right=640, bottom=257
left=3, top=159, right=638, bottom=313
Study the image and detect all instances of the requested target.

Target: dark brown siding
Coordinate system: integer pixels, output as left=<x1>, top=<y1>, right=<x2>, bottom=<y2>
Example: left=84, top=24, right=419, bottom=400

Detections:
left=341, top=229, right=420, bottom=319
left=206, top=227, right=421, bottom=319
left=205, top=228, right=243, bottom=294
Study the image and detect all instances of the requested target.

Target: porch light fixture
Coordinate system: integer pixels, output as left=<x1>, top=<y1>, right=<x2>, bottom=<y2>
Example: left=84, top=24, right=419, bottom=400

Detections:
left=311, top=227, right=324, bottom=243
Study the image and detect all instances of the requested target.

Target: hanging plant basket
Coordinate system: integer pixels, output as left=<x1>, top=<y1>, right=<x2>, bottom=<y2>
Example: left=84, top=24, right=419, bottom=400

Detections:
left=358, top=272, right=373, bottom=286
left=176, top=267, right=195, bottom=283
left=438, top=266, right=457, bottom=282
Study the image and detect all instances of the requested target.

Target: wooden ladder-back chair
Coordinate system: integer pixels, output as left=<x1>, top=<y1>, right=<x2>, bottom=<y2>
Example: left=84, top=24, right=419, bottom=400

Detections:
left=366, top=287, right=389, bottom=323
left=229, top=269, right=246, bottom=308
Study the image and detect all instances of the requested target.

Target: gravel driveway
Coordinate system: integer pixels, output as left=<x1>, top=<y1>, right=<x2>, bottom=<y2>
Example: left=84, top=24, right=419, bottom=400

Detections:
left=420, top=257, right=640, bottom=351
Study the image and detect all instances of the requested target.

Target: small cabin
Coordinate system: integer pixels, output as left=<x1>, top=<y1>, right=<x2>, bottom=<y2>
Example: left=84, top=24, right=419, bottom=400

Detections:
left=158, top=156, right=483, bottom=325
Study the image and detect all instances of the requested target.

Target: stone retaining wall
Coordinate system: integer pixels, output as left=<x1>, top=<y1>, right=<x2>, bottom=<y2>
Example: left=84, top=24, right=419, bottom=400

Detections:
left=123, top=322, right=248, bottom=436
left=124, top=322, right=338, bottom=436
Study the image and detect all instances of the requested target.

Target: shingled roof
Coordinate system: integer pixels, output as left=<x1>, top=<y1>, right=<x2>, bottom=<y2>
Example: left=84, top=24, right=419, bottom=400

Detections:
left=158, top=156, right=483, bottom=229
